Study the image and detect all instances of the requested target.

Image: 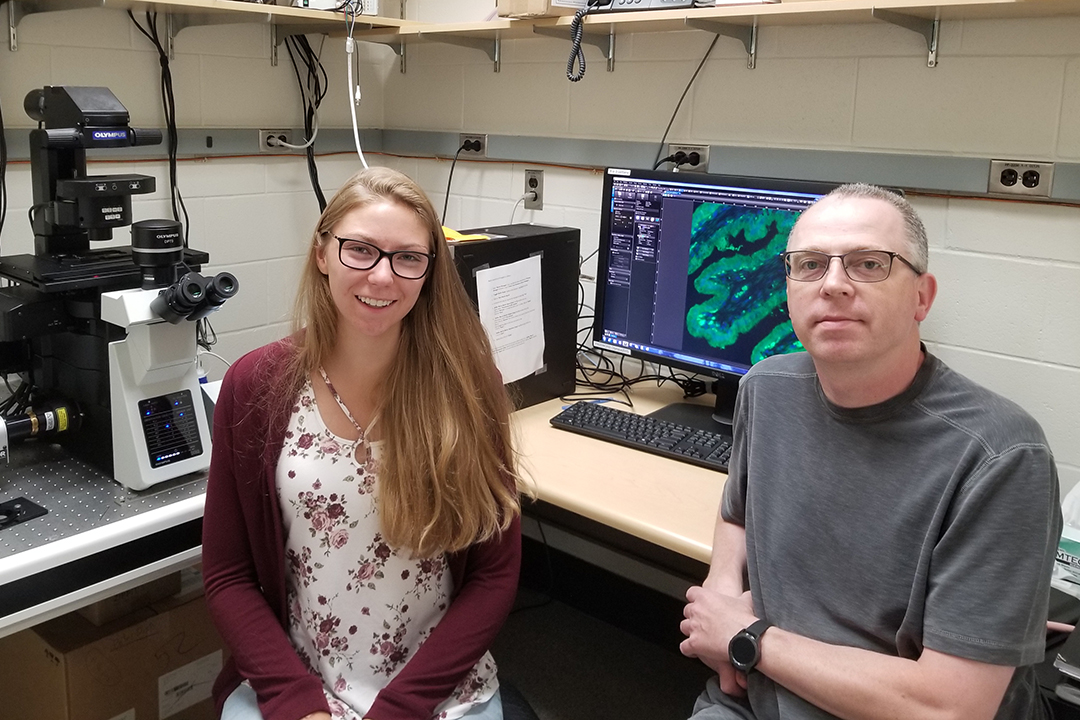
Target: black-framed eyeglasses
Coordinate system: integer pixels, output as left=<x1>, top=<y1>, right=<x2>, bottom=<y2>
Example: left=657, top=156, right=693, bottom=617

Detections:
left=331, top=235, right=434, bottom=280
left=782, top=250, right=922, bottom=284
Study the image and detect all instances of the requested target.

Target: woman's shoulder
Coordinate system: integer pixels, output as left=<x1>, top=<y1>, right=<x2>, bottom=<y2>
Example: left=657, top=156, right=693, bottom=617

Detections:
left=222, top=335, right=300, bottom=399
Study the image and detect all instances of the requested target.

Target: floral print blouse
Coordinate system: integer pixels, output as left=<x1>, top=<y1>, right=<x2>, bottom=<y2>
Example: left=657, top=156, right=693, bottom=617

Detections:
left=276, top=381, right=499, bottom=720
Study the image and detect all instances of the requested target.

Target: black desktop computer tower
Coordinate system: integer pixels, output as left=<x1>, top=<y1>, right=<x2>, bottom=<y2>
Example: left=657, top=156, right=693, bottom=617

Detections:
left=452, top=224, right=579, bottom=410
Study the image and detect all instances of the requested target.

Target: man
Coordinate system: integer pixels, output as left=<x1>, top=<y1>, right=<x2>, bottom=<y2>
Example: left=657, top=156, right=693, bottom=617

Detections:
left=680, top=183, right=1061, bottom=720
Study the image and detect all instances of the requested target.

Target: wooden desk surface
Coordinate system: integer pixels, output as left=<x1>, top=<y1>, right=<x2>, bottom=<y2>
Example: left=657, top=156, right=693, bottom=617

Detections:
left=512, top=385, right=725, bottom=565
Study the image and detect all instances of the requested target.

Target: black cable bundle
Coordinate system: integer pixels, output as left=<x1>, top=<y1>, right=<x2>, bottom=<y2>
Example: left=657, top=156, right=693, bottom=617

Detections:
left=129, top=10, right=190, bottom=248
left=565, top=249, right=708, bottom=405
left=0, top=375, right=33, bottom=418
left=196, top=316, right=218, bottom=352
left=0, top=88, right=7, bottom=249
left=285, top=34, right=329, bottom=212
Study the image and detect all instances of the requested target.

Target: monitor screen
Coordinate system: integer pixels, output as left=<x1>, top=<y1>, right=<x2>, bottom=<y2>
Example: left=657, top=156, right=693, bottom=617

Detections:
left=592, top=167, right=837, bottom=430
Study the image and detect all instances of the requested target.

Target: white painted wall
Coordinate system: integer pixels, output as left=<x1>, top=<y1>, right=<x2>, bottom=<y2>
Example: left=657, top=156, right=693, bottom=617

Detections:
left=0, top=4, right=1077, bottom=495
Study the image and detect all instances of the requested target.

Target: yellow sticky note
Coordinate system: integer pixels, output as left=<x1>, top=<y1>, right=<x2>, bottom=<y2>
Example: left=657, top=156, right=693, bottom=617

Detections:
left=443, top=226, right=490, bottom=243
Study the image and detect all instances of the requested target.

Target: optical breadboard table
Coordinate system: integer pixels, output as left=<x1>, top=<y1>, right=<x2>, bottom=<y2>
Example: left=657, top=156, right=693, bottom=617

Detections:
left=0, top=444, right=205, bottom=639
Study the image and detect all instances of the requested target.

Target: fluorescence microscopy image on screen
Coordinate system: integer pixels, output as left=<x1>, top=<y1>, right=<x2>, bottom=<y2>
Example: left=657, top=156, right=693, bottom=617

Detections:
left=683, top=201, right=804, bottom=367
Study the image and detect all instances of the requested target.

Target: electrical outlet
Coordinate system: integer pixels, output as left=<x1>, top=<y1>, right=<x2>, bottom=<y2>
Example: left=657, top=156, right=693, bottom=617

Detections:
left=666, top=143, right=710, bottom=173
left=459, top=133, right=487, bottom=158
left=988, top=160, right=1054, bottom=197
left=259, top=129, right=292, bottom=153
left=524, top=169, right=544, bottom=210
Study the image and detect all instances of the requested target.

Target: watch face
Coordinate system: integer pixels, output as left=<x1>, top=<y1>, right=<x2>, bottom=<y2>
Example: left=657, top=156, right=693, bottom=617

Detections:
left=729, top=633, right=758, bottom=669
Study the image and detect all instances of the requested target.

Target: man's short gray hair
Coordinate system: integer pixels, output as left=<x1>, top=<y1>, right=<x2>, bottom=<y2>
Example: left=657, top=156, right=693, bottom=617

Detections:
left=816, top=183, right=929, bottom=273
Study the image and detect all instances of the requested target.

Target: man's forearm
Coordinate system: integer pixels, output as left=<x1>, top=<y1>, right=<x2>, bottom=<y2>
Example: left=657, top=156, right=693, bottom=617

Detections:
left=758, top=628, right=1013, bottom=720
left=703, top=516, right=746, bottom=597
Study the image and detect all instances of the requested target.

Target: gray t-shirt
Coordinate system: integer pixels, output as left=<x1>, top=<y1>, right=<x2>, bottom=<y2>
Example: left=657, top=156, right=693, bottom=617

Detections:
left=720, top=351, right=1061, bottom=720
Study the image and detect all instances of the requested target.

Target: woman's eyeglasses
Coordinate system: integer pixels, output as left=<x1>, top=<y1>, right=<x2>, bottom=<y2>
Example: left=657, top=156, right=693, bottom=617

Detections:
left=331, top=235, right=434, bottom=280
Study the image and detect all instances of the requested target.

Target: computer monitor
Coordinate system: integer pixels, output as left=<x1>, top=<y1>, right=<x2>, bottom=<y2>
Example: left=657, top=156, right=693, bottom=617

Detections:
left=592, top=167, right=838, bottom=434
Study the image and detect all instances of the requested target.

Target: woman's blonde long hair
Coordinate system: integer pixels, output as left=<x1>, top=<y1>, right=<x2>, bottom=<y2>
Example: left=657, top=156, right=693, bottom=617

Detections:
left=275, top=166, right=521, bottom=557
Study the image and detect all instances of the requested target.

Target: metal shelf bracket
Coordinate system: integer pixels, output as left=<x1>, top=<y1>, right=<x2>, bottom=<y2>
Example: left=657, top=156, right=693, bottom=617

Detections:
left=685, top=17, right=757, bottom=69
left=8, top=0, right=24, bottom=51
left=271, top=21, right=353, bottom=66
left=8, top=0, right=103, bottom=51
left=345, top=34, right=407, bottom=73
left=167, top=12, right=181, bottom=60
left=872, top=8, right=939, bottom=67
left=533, top=24, right=616, bottom=72
left=419, top=33, right=502, bottom=72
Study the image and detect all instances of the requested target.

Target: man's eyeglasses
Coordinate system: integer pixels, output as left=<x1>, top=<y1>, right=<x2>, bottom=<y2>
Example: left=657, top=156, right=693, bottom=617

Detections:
left=331, top=235, right=434, bottom=280
left=782, top=250, right=922, bottom=284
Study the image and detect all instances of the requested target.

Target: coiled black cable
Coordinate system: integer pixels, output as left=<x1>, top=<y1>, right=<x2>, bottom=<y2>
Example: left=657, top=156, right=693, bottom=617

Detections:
left=567, top=0, right=604, bottom=82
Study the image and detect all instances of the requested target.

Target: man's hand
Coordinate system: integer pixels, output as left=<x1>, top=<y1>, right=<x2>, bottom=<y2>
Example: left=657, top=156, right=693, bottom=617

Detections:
left=680, top=586, right=758, bottom=696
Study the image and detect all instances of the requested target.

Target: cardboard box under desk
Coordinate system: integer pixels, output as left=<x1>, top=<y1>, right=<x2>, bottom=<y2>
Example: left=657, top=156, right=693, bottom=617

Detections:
left=0, top=595, right=224, bottom=720
left=77, top=571, right=183, bottom=627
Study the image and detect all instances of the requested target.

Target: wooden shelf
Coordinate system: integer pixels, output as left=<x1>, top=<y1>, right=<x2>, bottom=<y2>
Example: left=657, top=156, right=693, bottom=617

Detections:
left=5, top=0, right=415, bottom=53
left=380, top=0, right=1080, bottom=37
left=10, top=0, right=1079, bottom=64
left=132, top=0, right=408, bottom=25
left=342, top=0, right=1080, bottom=72
left=407, top=18, right=538, bottom=39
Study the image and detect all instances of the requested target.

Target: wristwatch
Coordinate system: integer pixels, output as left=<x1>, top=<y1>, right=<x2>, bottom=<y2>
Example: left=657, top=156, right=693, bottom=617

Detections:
left=728, top=619, right=772, bottom=674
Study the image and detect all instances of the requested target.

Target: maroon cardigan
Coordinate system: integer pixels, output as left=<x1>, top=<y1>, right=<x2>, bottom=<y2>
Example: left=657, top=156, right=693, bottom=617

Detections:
left=202, top=339, right=522, bottom=720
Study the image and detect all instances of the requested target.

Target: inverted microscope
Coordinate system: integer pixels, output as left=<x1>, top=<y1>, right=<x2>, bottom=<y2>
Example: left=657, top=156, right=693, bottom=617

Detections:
left=0, top=86, right=238, bottom=505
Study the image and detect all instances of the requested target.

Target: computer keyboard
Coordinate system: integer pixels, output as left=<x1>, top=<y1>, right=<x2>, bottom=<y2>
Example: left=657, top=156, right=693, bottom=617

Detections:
left=549, top=401, right=733, bottom=473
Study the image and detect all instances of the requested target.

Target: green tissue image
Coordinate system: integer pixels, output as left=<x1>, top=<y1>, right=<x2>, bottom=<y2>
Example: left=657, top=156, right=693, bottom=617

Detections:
left=684, top=202, right=804, bottom=364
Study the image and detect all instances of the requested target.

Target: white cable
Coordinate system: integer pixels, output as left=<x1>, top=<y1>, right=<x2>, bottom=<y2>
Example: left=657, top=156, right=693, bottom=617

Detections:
left=197, top=350, right=232, bottom=368
left=346, top=36, right=368, bottom=168
left=509, top=192, right=535, bottom=224
left=269, top=118, right=320, bottom=150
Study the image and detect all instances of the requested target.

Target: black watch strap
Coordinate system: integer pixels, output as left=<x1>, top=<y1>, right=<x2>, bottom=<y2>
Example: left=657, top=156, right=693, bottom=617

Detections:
left=728, top=618, right=773, bottom=674
left=745, top=618, right=772, bottom=640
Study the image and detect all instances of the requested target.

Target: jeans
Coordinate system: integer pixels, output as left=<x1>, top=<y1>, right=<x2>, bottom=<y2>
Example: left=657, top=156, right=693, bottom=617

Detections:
left=221, top=681, right=504, bottom=720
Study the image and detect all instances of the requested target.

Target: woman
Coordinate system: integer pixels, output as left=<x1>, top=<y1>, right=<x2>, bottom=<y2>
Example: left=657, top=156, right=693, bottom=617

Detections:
left=202, top=167, right=523, bottom=720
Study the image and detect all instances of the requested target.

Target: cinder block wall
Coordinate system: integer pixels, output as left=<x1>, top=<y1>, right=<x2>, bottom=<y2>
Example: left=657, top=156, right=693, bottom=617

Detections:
left=388, top=2, right=1080, bottom=494
left=1, top=2, right=1077, bottom=493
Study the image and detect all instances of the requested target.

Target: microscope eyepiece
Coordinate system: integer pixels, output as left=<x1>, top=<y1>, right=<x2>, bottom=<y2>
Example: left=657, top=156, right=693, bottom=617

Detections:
left=206, top=272, right=238, bottom=301
left=150, top=271, right=208, bottom=324
left=187, top=272, right=239, bottom=321
left=180, top=278, right=205, bottom=302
